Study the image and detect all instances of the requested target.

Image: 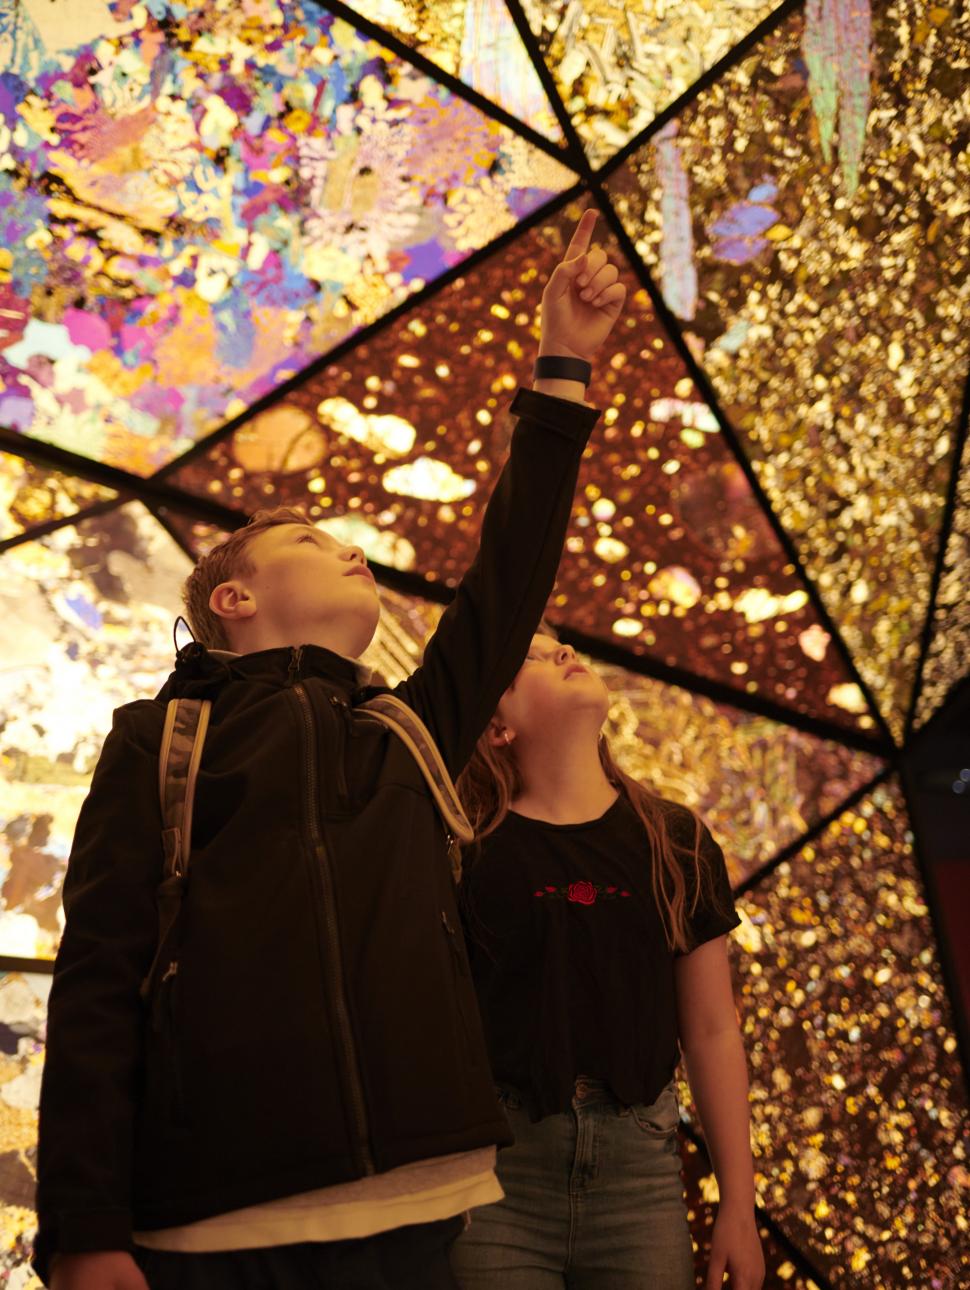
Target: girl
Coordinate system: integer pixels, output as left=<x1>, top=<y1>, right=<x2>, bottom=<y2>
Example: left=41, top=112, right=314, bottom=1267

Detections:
left=449, top=629, right=765, bottom=1290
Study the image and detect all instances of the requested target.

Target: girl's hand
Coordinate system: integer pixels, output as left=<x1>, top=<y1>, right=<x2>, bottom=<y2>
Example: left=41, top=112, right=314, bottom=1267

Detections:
left=705, top=1205, right=766, bottom=1290
left=539, top=208, right=626, bottom=362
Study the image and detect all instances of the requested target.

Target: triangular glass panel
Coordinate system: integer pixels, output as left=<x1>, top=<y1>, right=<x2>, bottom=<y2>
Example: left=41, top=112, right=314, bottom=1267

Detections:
left=519, top=0, right=781, bottom=167
left=170, top=198, right=876, bottom=733
left=350, top=0, right=565, bottom=144
left=678, top=1133, right=825, bottom=1290
left=675, top=778, right=966, bottom=1287
left=0, top=450, right=116, bottom=542
left=605, top=3, right=970, bottom=739
left=0, top=1, right=574, bottom=475
left=0, top=503, right=190, bottom=959
left=916, top=432, right=970, bottom=728
left=0, top=971, right=49, bottom=1280
left=594, top=657, right=884, bottom=885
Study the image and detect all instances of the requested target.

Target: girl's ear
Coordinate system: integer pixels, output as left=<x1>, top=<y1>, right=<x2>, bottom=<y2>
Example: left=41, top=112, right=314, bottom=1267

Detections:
left=485, top=718, right=514, bottom=748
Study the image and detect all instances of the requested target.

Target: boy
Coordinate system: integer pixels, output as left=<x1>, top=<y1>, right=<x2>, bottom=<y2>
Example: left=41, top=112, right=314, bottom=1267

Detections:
left=35, top=210, right=626, bottom=1290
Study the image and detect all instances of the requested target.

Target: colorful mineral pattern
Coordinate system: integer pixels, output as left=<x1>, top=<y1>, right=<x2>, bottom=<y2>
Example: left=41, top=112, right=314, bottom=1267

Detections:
left=0, top=2, right=967, bottom=1287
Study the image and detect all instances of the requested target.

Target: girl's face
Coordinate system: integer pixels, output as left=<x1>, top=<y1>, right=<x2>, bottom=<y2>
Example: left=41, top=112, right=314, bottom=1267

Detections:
left=494, top=633, right=610, bottom=744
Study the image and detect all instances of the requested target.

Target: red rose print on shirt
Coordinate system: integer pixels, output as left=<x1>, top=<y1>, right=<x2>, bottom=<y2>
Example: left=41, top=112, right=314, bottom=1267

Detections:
left=568, top=881, right=597, bottom=905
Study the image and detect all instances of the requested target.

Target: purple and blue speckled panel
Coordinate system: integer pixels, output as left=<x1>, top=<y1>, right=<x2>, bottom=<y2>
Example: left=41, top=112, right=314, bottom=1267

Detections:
left=0, top=0, right=574, bottom=475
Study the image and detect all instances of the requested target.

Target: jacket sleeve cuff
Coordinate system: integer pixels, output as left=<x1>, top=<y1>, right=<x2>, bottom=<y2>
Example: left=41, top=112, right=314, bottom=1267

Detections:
left=33, top=1210, right=134, bottom=1286
left=508, top=386, right=601, bottom=446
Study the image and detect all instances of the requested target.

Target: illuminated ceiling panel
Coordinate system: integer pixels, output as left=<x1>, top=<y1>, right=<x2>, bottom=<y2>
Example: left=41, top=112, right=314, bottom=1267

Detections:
left=0, top=0, right=573, bottom=475
left=519, top=0, right=780, bottom=166
left=0, top=502, right=190, bottom=959
left=679, top=1134, right=822, bottom=1290
left=916, top=429, right=970, bottom=729
left=0, top=451, right=116, bottom=542
left=606, top=1, right=970, bottom=738
left=677, top=779, right=967, bottom=1288
left=351, top=0, right=565, bottom=143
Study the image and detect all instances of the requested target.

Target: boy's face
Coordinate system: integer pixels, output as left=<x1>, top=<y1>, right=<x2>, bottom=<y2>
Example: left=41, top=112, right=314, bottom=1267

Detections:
left=212, top=523, right=381, bottom=657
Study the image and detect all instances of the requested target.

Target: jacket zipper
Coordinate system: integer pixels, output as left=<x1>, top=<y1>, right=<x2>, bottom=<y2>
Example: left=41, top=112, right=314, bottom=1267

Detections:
left=328, top=693, right=350, bottom=806
left=290, top=647, right=375, bottom=1175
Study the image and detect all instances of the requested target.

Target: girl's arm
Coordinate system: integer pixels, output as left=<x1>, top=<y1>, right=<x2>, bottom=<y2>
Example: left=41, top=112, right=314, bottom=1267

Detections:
left=674, top=934, right=766, bottom=1290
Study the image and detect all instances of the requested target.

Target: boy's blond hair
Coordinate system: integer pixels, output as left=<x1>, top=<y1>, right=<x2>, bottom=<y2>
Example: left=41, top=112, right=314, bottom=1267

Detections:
left=181, top=506, right=315, bottom=650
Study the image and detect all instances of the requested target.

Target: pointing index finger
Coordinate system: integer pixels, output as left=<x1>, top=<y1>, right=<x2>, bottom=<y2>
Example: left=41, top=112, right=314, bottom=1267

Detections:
left=564, top=208, right=597, bottom=259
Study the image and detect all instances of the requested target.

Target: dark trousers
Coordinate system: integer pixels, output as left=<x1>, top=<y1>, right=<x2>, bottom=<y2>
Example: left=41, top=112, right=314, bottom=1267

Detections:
left=133, top=1215, right=464, bottom=1289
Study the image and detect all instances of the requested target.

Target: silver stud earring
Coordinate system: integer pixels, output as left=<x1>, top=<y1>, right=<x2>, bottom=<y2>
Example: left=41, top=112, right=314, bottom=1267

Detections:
left=503, top=731, right=512, bottom=746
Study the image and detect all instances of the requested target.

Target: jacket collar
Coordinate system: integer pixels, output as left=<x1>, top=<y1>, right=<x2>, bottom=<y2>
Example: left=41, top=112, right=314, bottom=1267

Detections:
left=156, top=642, right=373, bottom=702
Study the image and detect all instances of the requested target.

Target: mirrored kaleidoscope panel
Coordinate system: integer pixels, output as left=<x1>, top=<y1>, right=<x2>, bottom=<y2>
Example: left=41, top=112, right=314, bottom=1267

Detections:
left=518, top=0, right=782, bottom=167
left=0, top=0, right=574, bottom=475
left=349, top=0, right=564, bottom=143
left=169, top=199, right=876, bottom=732
left=0, top=502, right=190, bottom=959
left=595, top=661, right=884, bottom=884
left=678, top=1134, right=824, bottom=1290
left=674, top=779, right=968, bottom=1287
left=916, top=428, right=970, bottom=729
left=0, top=452, right=116, bottom=542
left=0, top=971, right=49, bottom=1290
left=605, top=0, right=970, bottom=740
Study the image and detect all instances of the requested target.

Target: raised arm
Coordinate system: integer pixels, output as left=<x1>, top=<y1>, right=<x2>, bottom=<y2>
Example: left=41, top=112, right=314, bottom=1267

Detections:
left=394, top=210, right=626, bottom=776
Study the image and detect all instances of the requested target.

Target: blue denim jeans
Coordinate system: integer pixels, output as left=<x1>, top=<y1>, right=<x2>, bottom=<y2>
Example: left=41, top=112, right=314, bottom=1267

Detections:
left=449, top=1077, right=694, bottom=1289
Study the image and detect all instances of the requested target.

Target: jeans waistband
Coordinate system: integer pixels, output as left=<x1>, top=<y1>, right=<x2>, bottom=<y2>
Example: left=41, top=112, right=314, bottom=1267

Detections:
left=572, top=1075, right=615, bottom=1104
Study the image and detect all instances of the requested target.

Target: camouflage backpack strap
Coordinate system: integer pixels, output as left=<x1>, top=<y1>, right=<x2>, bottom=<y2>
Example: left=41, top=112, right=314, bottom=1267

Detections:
left=139, top=697, right=212, bottom=1003
left=358, top=693, right=473, bottom=884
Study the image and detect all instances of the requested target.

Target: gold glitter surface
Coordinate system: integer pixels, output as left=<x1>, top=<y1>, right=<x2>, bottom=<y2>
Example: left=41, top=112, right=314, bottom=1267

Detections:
left=352, top=0, right=564, bottom=142
left=916, top=428, right=970, bottom=728
left=679, top=1134, right=825, bottom=1290
left=596, top=660, right=884, bottom=883
left=676, top=779, right=968, bottom=1287
left=0, top=972, right=48, bottom=1290
left=0, top=452, right=116, bottom=542
left=171, top=199, right=876, bottom=732
left=519, top=0, right=779, bottom=166
left=606, top=0, right=970, bottom=740
left=0, top=504, right=191, bottom=959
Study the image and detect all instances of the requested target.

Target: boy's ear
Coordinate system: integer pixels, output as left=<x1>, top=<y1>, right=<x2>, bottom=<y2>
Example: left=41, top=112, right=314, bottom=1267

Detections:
left=209, top=580, right=257, bottom=623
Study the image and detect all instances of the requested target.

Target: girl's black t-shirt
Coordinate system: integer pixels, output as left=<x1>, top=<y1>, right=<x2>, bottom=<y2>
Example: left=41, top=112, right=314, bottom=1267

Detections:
left=457, top=793, right=741, bottom=1122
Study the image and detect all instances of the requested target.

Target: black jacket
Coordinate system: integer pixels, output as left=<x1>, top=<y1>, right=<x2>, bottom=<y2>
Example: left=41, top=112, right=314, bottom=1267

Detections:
left=33, top=388, right=600, bottom=1284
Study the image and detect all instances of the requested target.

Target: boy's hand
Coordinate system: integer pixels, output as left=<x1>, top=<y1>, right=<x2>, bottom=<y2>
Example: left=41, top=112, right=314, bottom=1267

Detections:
left=538, top=208, right=626, bottom=362
left=51, top=1251, right=150, bottom=1290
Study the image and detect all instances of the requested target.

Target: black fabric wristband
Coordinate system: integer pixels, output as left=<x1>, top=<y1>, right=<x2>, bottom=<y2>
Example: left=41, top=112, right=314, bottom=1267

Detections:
left=533, top=355, right=592, bottom=386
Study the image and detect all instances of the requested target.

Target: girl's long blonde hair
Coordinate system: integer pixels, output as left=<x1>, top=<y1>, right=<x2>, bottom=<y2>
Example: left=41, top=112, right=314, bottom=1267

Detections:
left=456, top=633, right=728, bottom=954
